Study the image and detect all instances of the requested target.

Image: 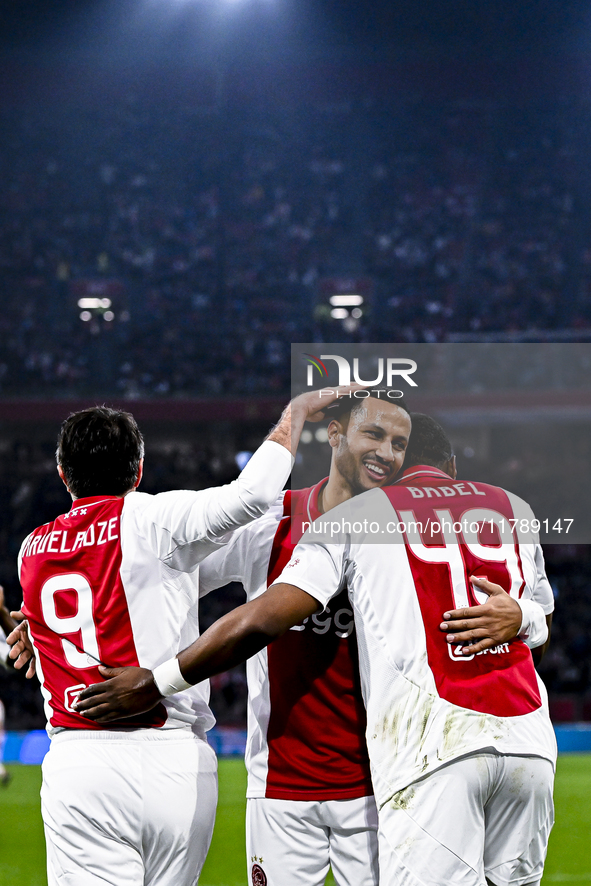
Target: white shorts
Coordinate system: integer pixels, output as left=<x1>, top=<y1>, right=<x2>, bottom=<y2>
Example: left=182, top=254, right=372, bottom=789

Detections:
left=378, top=751, right=554, bottom=886
left=246, top=795, right=379, bottom=886
left=42, top=730, right=218, bottom=886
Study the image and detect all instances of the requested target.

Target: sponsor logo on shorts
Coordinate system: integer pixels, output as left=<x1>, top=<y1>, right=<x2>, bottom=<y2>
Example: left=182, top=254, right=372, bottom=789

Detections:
left=251, top=862, right=267, bottom=886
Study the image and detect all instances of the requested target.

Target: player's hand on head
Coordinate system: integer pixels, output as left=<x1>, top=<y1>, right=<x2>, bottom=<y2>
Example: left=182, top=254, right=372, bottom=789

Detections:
left=292, top=383, right=369, bottom=423
left=6, top=618, right=36, bottom=678
left=439, top=576, right=522, bottom=655
left=75, top=666, right=162, bottom=723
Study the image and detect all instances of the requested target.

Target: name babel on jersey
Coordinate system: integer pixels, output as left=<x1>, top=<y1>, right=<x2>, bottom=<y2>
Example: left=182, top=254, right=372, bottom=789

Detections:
left=278, top=466, right=557, bottom=806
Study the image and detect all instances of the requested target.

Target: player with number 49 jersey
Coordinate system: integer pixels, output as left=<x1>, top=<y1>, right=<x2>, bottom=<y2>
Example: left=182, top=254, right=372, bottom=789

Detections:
left=281, top=467, right=557, bottom=808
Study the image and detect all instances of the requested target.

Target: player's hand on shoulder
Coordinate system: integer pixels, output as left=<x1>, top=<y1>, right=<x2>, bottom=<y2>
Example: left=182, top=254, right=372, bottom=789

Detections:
left=6, top=615, right=36, bottom=679
left=75, top=666, right=162, bottom=723
left=439, top=576, right=522, bottom=655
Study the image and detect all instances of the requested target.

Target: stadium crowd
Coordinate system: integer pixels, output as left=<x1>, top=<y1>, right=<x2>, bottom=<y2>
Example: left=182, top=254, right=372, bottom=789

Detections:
left=1, top=99, right=591, bottom=398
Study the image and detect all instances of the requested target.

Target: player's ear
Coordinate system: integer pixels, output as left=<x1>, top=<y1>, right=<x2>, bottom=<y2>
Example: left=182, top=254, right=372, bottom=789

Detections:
left=446, top=455, right=457, bottom=480
left=327, top=420, right=343, bottom=449
left=133, top=459, right=144, bottom=490
left=57, top=464, right=70, bottom=490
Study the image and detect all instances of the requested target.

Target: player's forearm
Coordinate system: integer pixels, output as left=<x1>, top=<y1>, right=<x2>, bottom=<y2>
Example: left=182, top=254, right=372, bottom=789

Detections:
left=177, top=603, right=278, bottom=686
left=156, top=583, right=317, bottom=694
left=75, top=584, right=320, bottom=723
left=267, top=402, right=295, bottom=453
left=223, top=439, right=293, bottom=521
left=0, top=604, right=16, bottom=637
left=177, top=585, right=316, bottom=684
left=267, top=386, right=365, bottom=457
left=532, top=614, right=552, bottom=665
left=266, top=400, right=308, bottom=457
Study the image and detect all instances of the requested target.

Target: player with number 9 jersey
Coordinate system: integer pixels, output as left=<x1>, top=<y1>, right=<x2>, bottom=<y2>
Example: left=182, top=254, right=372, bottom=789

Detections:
left=16, top=403, right=298, bottom=886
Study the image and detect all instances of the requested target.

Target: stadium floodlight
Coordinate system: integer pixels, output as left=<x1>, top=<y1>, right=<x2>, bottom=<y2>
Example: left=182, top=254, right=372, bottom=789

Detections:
left=329, top=294, right=363, bottom=307
left=330, top=308, right=349, bottom=320
left=77, top=297, right=112, bottom=310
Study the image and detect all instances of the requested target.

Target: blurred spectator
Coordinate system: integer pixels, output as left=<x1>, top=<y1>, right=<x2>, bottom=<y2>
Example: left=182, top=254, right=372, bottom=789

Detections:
left=0, top=98, right=590, bottom=398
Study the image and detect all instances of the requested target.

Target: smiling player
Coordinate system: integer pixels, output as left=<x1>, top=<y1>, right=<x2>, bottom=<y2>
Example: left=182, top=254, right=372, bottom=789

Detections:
left=197, top=390, right=411, bottom=886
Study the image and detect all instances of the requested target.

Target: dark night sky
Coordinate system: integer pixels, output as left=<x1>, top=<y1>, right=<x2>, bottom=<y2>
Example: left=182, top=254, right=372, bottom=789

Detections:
left=1, top=0, right=591, bottom=58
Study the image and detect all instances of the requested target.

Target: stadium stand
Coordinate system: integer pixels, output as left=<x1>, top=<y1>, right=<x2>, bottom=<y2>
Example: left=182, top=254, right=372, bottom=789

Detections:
left=1, top=98, right=591, bottom=400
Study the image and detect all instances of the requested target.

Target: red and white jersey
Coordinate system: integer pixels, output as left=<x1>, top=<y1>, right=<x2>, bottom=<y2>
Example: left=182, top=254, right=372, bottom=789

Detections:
left=199, top=480, right=373, bottom=801
left=18, top=440, right=293, bottom=737
left=276, top=466, right=557, bottom=808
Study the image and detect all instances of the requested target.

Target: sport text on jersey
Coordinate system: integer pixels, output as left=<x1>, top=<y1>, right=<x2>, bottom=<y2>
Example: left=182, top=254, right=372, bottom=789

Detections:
left=21, top=517, right=119, bottom=558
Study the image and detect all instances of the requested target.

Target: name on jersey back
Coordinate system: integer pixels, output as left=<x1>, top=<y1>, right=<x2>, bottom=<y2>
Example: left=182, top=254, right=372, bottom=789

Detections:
left=22, top=518, right=119, bottom=558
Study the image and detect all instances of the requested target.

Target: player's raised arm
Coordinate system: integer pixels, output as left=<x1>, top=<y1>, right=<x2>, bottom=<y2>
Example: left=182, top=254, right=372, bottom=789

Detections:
left=139, top=384, right=370, bottom=564
left=267, top=384, right=367, bottom=454
left=75, top=582, right=320, bottom=723
left=218, top=384, right=367, bottom=518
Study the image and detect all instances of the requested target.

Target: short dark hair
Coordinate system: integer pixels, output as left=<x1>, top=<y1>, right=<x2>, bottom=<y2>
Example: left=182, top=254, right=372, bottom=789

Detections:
left=404, top=413, right=453, bottom=469
left=324, top=387, right=410, bottom=422
left=57, top=406, right=145, bottom=498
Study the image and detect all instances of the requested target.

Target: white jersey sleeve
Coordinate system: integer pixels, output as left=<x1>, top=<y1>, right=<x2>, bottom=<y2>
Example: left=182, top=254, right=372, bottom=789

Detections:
left=532, top=545, right=555, bottom=614
left=274, top=538, right=347, bottom=609
left=132, top=441, right=292, bottom=572
left=198, top=496, right=286, bottom=598
left=503, top=491, right=554, bottom=646
left=513, top=544, right=553, bottom=648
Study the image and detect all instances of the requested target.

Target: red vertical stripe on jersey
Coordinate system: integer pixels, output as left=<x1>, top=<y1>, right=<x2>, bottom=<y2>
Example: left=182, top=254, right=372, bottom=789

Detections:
left=21, top=496, right=167, bottom=730
left=264, top=483, right=373, bottom=801
left=384, top=474, right=541, bottom=717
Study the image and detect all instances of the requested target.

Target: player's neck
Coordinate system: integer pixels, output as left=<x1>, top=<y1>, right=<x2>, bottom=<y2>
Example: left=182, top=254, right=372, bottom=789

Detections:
left=318, top=469, right=355, bottom=514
